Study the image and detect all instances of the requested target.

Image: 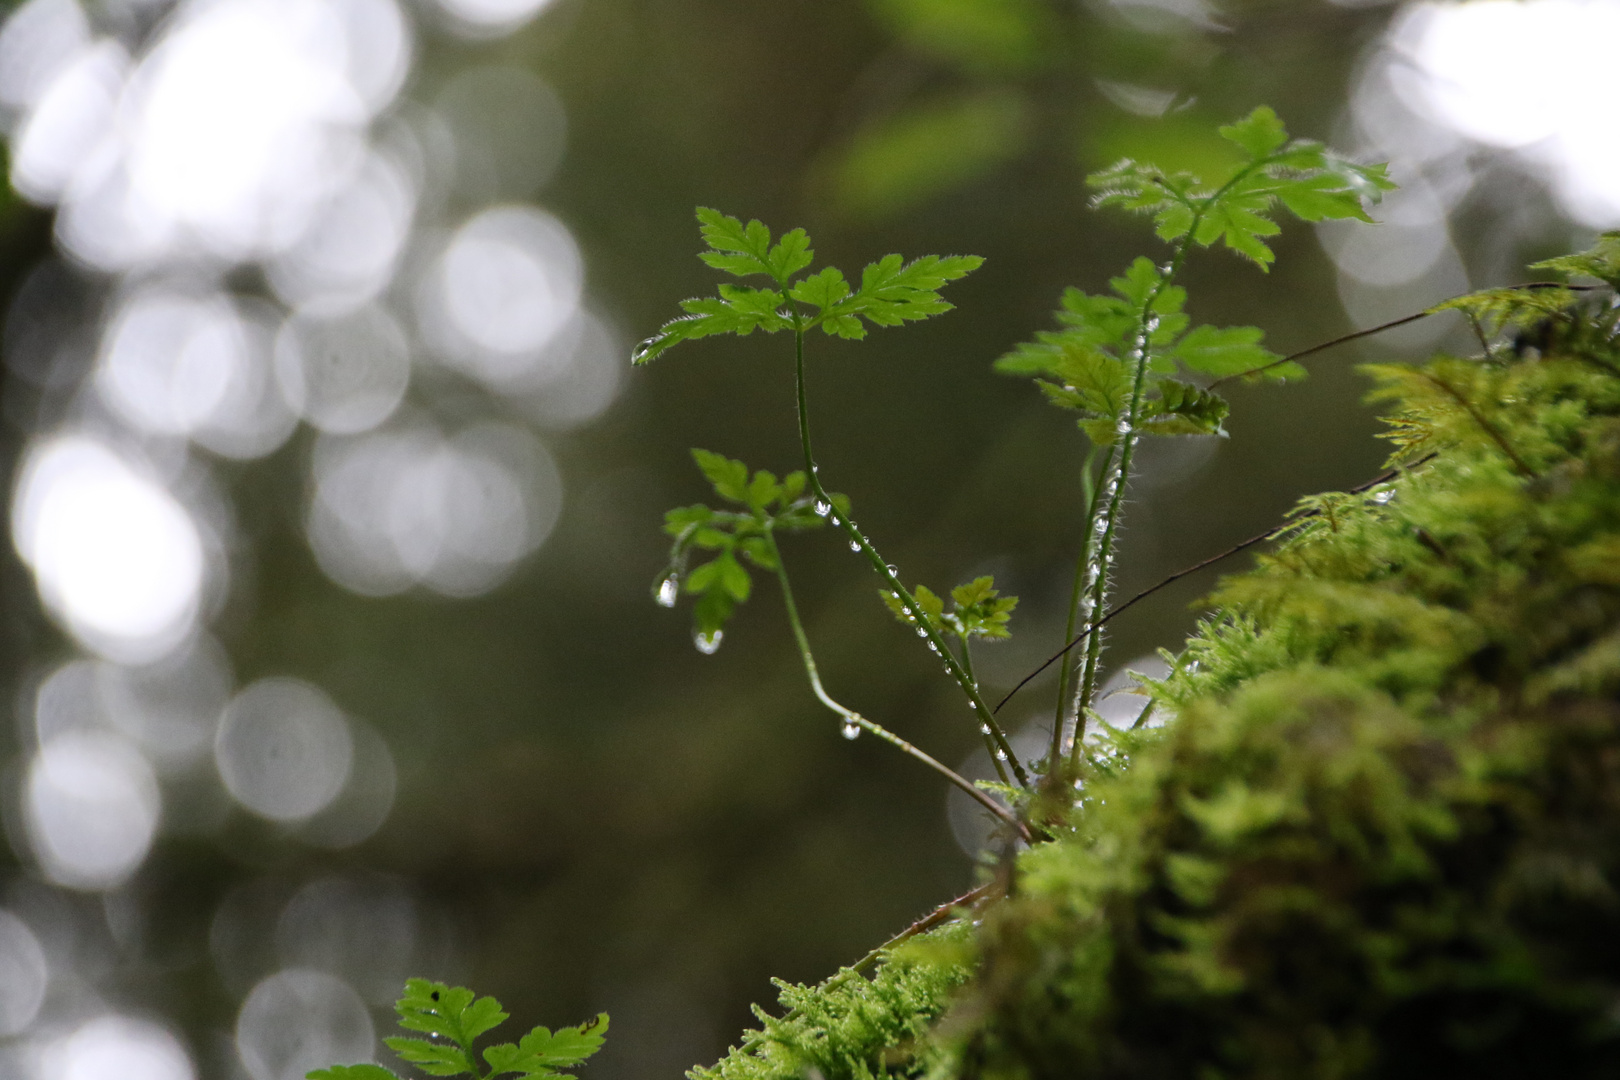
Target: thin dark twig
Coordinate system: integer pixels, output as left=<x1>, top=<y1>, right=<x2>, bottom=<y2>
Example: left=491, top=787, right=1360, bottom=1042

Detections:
left=738, top=881, right=998, bottom=1048
left=993, top=453, right=1439, bottom=715
left=1207, top=282, right=1598, bottom=391
left=1419, top=371, right=1537, bottom=478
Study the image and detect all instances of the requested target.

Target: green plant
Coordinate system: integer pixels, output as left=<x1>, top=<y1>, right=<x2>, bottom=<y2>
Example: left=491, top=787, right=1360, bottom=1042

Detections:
left=633, top=106, right=1392, bottom=824
left=308, top=980, right=608, bottom=1080
left=634, top=107, right=1620, bottom=1079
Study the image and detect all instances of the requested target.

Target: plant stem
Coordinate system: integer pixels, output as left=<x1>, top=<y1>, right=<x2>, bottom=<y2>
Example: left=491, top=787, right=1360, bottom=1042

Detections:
left=1049, top=443, right=1113, bottom=784
left=1068, top=238, right=1193, bottom=774
left=787, top=318, right=1031, bottom=788
left=767, top=531, right=1032, bottom=842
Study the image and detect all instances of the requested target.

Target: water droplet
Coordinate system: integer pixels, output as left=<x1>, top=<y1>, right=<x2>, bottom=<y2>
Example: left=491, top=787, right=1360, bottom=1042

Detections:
left=916, top=627, right=928, bottom=638
left=849, top=540, right=861, bottom=552
left=654, top=576, right=679, bottom=608
left=1158, top=262, right=1172, bottom=275
left=1115, top=417, right=1134, bottom=437
left=631, top=336, right=663, bottom=363
left=995, top=749, right=1008, bottom=762
left=1371, top=489, right=1396, bottom=505
left=694, top=630, right=723, bottom=655
left=814, top=500, right=831, bottom=517
left=979, top=723, right=991, bottom=735
left=841, top=720, right=860, bottom=740
left=927, top=641, right=939, bottom=653
left=885, top=564, right=898, bottom=575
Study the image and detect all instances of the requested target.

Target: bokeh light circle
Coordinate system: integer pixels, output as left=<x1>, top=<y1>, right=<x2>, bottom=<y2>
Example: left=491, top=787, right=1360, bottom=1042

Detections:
left=235, top=969, right=373, bottom=1080
left=25, top=730, right=161, bottom=890
left=12, top=435, right=206, bottom=661
left=42, top=1015, right=195, bottom=1080
left=0, top=909, right=49, bottom=1035
left=275, top=304, right=411, bottom=434
left=215, top=677, right=354, bottom=822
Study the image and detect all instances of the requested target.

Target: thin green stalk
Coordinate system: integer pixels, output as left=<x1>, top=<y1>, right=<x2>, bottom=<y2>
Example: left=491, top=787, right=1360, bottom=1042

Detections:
left=767, top=531, right=1032, bottom=842
left=1048, top=443, right=1112, bottom=783
left=786, top=316, right=1031, bottom=789
left=1069, top=237, right=1194, bottom=772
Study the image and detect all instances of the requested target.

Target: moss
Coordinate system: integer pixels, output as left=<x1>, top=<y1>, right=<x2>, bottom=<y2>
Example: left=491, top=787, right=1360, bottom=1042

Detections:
left=690, top=920, right=975, bottom=1080
left=698, top=287, right=1620, bottom=1079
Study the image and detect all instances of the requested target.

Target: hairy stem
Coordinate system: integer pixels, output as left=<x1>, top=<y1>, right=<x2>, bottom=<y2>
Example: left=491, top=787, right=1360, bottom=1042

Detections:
left=1068, top=240, right=1192, bottom=773
left=788, top=319, right=1031, bottom=788
left=1048, top=443, right=1112, bottom=784
left=767, top=531, right=1031, bottom=841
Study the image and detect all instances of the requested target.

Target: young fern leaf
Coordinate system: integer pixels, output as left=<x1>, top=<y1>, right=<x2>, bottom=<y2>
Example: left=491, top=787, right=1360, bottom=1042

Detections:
left=307, top=980, right=608, bottom=1080
left=655, top=449, right=839, bottom=651
left=996, top=258, right=1275, bottom=443
left=880, top=576, right=1017, bottom=641
left=631, top=208, right=981, bottom=362
left=1530, top=229, right=1620, bottom=287
left=1089, top=105, right=1395, bottom=269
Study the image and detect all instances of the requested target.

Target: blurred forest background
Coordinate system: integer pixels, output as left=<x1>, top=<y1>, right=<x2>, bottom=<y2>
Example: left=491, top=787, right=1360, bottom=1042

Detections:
left=0, top=0, right=1612, bottom=1076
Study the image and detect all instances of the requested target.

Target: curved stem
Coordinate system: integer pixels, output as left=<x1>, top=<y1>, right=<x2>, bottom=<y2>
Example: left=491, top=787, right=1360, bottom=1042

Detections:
left=788, top=319, right=1031, bottom=788
left=767, top=531, right=1031, bottom=842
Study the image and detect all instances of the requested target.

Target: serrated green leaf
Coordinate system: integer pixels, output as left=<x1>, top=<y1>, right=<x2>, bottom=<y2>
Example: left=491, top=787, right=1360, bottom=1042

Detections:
left=766, top=228, right=813, bottom=281
left=696, top=207, right=774, bottom=277
left=692, top=449, right=749, bottom=503
left=913, top=584, right=946, bottom=627
left=396, top=981, right=507, bottom=1046
left=811, top=253, right=983, bottom=335
left=1217, top=105, right=1288, bottom=157
left=693, top=586, right=734, bottom=638
left=663, top=505, right=714, bottom=535
left=484, top=1014, right=610, bottom=1078
left=1085, top=108, right=1393, bottom=270
left=1531, top=231, right=1620, bottom=286
left=737, top=536, right=778, bottom=570
left=1166, top=324, right=1279, bottom=377
left=950, top=577, right=1016, bottom=639
left=307, top=1066, right=399, bottom=1080
left=745, top=470, right=779, bottom=513
left=385, top=1037, right=475, bottom=1077
left=950, top=576, right=998, bottom=608
left=779, top=471, right=806, bottom=504
left=790, top=267, right=850, bottom=309
left=716, top=551, right=751, bottom=602
left=1141, top=381, right=1229, bottom=437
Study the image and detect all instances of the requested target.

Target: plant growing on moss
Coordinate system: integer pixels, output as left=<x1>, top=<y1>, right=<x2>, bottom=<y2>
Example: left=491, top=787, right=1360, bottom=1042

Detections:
left=632, top=105, right=1620, bottom=1079
left=632, top=106, right=1392, bottom=827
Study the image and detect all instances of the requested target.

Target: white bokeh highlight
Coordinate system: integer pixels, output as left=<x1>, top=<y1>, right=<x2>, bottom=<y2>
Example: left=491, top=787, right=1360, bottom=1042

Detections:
left=40, top=1015, right=195, bottom=1080
left=236, top=969, right=373, bottom=1080
left=25, top=730, right=161, bottom=890
left=0, top=910, right=49, bottom=1035
left=308, top=421, right=562, bottom=597
left=1390, top=0, right=1620, bottom=227
left=12, top=436, right=206, bottom=661
left=216, top=678, right=354, bottom=823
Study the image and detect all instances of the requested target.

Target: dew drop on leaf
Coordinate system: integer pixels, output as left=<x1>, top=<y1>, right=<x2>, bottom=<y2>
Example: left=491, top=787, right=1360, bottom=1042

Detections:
left=841, top=720, right=860, bottom=740
left=655, top=576, right=679, bottom=608
left=979, top=723, right=991, bottom=735
left=814, top=500, right=831, bottom=517
left=694, top=629, right=723, bottom=655
left=849, top=540, right=861, bottom=552
left=631, top=336, right=661, bottom=363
